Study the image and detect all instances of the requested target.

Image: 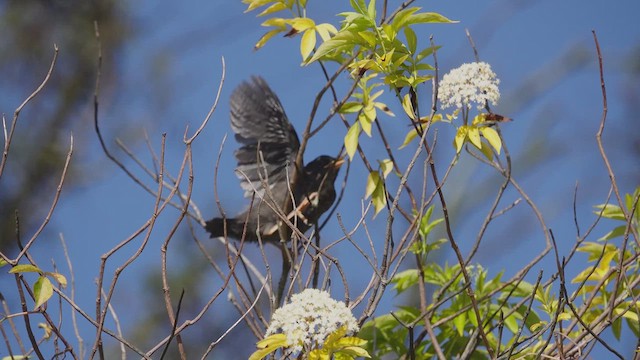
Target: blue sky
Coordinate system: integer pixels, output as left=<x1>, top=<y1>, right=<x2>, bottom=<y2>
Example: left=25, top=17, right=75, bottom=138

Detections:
left=4, top=0, right=640, bottom=358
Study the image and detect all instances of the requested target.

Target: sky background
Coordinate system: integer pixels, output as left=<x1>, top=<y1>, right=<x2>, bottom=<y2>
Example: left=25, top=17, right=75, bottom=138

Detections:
left=2, top=0, right=640, bottom=358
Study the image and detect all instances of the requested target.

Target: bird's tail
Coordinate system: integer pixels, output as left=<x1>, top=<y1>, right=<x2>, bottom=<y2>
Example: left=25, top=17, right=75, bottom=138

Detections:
left=205, top=218, right=226, bottom=238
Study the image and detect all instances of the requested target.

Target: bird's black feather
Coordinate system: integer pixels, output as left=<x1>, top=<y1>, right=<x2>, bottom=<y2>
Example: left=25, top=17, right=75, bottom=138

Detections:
left=206, top=77, right=342, bottom=242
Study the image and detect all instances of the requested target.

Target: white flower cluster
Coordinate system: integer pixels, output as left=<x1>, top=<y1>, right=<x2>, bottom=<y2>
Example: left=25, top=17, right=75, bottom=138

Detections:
left=265, top=288, right=359, bottom=354
left=438, top=62, right=500, bottom=110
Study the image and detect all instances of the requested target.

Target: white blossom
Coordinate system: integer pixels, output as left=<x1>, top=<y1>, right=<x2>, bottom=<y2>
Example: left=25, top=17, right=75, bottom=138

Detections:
left=265, top=288, right=359, bottom=354
left=438, top=62, right=500, bottom=110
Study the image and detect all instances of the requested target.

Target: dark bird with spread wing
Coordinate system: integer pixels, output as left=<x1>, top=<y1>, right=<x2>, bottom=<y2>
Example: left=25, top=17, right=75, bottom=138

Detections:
left=205, top=76, right=343, bottom=242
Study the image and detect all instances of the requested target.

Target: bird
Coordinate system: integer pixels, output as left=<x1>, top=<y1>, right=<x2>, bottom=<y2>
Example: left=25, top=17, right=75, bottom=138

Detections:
left=205, top=76, right=344, bottom=243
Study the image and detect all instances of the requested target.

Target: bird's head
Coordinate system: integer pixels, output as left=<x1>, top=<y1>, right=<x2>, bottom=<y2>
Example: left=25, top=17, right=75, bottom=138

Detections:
left=303, top=155, right=344, bottom=185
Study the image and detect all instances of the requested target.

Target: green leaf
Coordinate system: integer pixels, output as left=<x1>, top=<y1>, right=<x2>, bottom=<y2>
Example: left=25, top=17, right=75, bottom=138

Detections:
left=335, top=336, right=368, bottom=348
left=419, top=213, right=443, bottom=239
left=391, top=269, right=419, bottom=294
left=366, top=0, right=376, bottom=21
left=480, top=126, right=501, bottom=154
left=261, top=17, right=287, bottom=28
left=557, top=312, right=572, bottom=321
left=415, top=45, right=440, bottom=62
left=9, top=264, right=41, bottom=274
left=478, top=141, right=494, bottom=161
left=381, top=23, right=397, bottom=42
left=49, top=272, right=68, bottom=288
left=306, top=29, right=361, bottom=63
left=390, top=7, right=420, bottom=30
left=300, top=28, right=317, bottom=60
left=405, top=12, right=457, bottom=25
left=593, top=204, right=626, bottom=220
left=404, top=26, right=417, bottom=54
left=453, top=312, right=466, bottom=336
left=255, top=29, right=284, bottom=50
left=359, top=109, right=374, bottom=136
left=316, top=23, right=338, bottom=41
left=467, top=126, right=482, bottom=149
left=454, top=126, right=467, bottom=153
left=334, top=342, right=371, bottom=358
left=344, top=122, right=361, bottom=160
left=530, top=321, right=546, bottom=332
left=372, top=186, right=386, bottom=215
left=373, top=101, right=394, bottom=117
left=338, top=102, right=363, bottom=114
left=34, top=276, right=53, bottom=309
left=308, top=349, right=329, bottom=360
left=612, top=316, right=622, bottom=340
left=249, top=334, right=288, bottom=360
left=598, top=225, right=626, bottom=241
left=401, top=93, right=415, bottom=120
left=363, top=102, right=377, bottom=121
left=307, top=38, right=347, bottom=63
left=244, top=0, right=277, bottom=13
left=257, top=2, right=287, bottom=17
left=504, top=313, right=519, bottom=334
left=289, top=17, right=315, bottom=32
left=2, top=356, right=30, bottom=360
left=379, top=159, right=393, bottom=178
left=399, top=128, right=419, bottom=149
left=358, top=31, right=377, bottom=46
left=365, top=171, right=380, bottom=199
left=38, top=322, right=52, bottom=339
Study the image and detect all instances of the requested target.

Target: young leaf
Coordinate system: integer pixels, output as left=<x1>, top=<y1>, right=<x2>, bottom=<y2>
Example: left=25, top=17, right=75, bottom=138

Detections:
left=344, top=122, right=361, bottom=160
left=244, top=0, right=276, bottom=13
left=300, top=28, right=317, bottom=60
left=359, top=109, right=374, bottom=136
left=597, top=225, right=626, bottom=241
left=289, top=17, right=315, bottom=32
left=406, top=12, right=457, bottom=25
left=9, top=264, right=41, bottom=274
left=358, top=31, right=377, bottom=46
left=390, top=7, right=420, bottom=30
left=49, top=272, right=68, bottom=288
left=467, top=126, right=482, bottom=149
left=38, top=322, right=53, bottom=339
left=480, top=126, right=501, bottom=154
left=249, top=334, right=288, bottom=360
left=365, top=171, right=380, bottom=199
left=453, top=312, right=467, bottom=336
left=593, top=204, right=626, bottom=220
left=399, top=128, right=419, bottom=149
left=379, top=159, right=393, bottom=178
left=366, top=0, right=376, bottom=21
left=371, top=178, right=387, bottom=215
left=391, top=269, right=419, bottom=294
left=454, top=126, right=468, bottom=153
left=338, top=102, right=363, bottom=114
left=316, top=23, right=338, bottom=41
left=34, top=276, right=53, bottom=309
left=257, top=2, right=288, bottom=17
left=401, top=93, right=415, bottom=120
left=255, top=29, right=284, bottom=50
left=373, top=101, right=394, bottom=117
left=404, top=26, right=417, bottom=54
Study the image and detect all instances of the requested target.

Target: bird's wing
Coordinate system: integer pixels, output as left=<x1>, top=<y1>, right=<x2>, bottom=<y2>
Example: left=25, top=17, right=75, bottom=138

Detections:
left=230, top=76, right=301, bottom=199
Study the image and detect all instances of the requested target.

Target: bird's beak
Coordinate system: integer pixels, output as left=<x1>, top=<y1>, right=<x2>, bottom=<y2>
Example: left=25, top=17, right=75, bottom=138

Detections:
left=333, top=157, right=345, bottom=169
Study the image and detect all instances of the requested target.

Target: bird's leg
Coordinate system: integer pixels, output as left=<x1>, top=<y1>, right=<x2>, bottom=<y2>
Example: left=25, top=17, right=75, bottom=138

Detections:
left=263, top=193, right=319, bottom=235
